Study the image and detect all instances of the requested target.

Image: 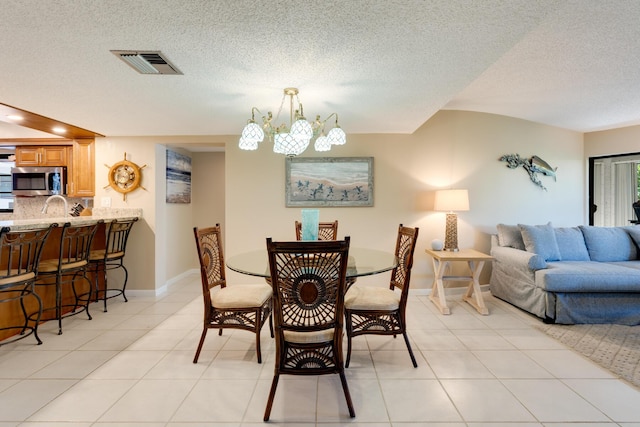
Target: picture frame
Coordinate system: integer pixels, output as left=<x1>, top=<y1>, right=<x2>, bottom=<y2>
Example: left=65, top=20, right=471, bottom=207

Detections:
left=285, top=157, right=374, bottom=207
left=166, top=149, right=191, bottom=203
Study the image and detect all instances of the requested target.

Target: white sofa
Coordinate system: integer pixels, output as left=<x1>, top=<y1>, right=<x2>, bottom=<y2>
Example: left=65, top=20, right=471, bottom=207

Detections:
left=490, top=223, right=640, bottom=325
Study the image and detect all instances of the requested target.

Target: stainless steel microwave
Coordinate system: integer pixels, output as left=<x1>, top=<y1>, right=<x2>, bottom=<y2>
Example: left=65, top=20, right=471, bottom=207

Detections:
left=11, top=166, right=67, bottom=196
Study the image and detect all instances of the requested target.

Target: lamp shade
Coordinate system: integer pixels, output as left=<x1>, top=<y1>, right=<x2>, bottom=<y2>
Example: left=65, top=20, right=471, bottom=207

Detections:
left=434, top=189, right=469, bottom=212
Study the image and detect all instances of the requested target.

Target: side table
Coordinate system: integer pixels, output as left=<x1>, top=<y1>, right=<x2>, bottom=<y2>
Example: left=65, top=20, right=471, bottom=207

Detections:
left=425, top=248, right=493, bottom=315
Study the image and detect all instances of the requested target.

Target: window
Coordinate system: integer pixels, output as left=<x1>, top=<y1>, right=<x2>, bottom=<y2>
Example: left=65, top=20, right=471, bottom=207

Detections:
left=589, top=153, right=640, bottom=226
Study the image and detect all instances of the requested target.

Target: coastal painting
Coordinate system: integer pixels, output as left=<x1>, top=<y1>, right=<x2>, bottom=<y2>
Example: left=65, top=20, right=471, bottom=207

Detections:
left=166, top=149, right=191, bottom=203
left=285, top=157, right=374, bottom=207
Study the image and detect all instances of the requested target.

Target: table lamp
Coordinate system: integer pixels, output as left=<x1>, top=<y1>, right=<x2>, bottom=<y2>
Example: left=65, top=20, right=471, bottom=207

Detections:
left=434, top=189, right=469, bottom=252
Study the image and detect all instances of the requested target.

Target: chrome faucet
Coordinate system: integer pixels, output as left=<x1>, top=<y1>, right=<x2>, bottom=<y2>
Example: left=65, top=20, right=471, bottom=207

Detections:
left=41, top=194, right=69, bottom=218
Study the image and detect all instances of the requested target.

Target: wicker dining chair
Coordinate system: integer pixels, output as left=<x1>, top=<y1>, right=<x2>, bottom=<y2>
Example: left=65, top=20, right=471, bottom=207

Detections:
left=192, top=224, right=273, bottom=364
left=344, top=224, right=419, bottom=368
left=294, top=220, right=339, bottom=240
left=264, top=236, right=355, bottom=421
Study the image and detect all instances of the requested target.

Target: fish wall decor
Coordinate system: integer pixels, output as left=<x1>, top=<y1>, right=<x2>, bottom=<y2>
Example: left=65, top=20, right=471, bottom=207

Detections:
left=499, top=154, right=557, bottom=191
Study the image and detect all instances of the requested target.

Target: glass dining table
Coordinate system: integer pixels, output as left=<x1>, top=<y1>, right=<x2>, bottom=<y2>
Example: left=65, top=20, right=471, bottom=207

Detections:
left=226, top=247, right=399, bottom=280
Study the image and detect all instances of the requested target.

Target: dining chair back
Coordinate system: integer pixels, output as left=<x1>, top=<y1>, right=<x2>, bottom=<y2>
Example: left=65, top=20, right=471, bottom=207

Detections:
left=0, top=225, right=55, bottom=346
left=36, top=221, right=102, bottom=335
left=192, top=224, right=273, bottom=364
left=264, top=236, right=355, bottom=421
left=294, top=220, right=338, bottom=240
left=344, top=224, right=419, bottom=367
left=89, top=217, right=138, bottom=312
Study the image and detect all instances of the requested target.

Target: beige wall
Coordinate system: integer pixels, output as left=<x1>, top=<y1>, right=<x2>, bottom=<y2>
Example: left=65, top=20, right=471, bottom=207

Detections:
left=226, top=110, right=585, bottom=289
left=192, top=152, right=225, bottom=229
left=95, top=110, right=586, bottom=292
left=584, top=124, right=640, bottom=158
left=95, top=136, right=224, bottom=292
left=95, top=136, right=158, bottom=291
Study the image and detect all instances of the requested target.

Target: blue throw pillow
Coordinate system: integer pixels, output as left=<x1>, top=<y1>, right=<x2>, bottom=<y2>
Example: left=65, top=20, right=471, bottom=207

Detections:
left=554, top=227, right=590, bottom=261
left=579, top=225, right=637, bottom=261
left=518, top=222, right=561, bottom=262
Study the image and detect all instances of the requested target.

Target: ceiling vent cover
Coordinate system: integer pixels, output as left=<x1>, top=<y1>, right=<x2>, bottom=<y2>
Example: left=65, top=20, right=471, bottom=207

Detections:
left=111, top=50, right=182, bottom=75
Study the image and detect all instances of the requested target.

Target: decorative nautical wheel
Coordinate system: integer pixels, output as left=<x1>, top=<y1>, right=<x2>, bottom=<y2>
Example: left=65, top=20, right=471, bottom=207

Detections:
left=105, top=152, right=147, bottom=200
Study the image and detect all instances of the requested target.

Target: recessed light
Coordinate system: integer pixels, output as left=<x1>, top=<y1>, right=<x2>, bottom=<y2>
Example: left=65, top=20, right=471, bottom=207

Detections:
left=52, top=126, right=66, bottom=134
left=6, top=114, right=23, bottom=121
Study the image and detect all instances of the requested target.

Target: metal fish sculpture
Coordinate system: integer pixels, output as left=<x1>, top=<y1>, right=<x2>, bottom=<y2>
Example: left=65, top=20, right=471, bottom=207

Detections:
left=530, top=155, right=557, bottom=181
left=499, top=154, right=557, bottom=191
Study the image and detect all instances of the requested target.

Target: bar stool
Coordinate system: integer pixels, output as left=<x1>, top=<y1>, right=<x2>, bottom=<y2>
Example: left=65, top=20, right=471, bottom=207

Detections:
left=35, top=221, right=101, bottom=335
left=88, top=218, right=138, bottom=312
left=0, top=225, right=55, bottom=346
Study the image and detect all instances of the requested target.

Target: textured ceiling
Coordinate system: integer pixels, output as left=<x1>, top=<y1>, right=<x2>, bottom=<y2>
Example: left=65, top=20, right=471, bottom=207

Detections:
left=1, top=0, right=639, bottom=139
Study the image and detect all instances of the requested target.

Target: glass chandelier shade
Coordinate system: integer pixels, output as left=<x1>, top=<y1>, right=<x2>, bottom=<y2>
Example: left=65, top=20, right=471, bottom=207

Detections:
left=314, top=134, right=331, bottom=151
left=239, top=87, right=346, bottom=156
left=289, top=117, right=313, bottom=141
left=273, top=132, right=309, bottom=156
left=327, top=126, right=346, bottom=145
left=238, top=121, right=264, bottom=150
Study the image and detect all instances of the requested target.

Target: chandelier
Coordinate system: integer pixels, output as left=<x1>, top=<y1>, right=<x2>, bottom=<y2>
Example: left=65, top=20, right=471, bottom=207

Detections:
left=239, top=87, right=346, bottom=156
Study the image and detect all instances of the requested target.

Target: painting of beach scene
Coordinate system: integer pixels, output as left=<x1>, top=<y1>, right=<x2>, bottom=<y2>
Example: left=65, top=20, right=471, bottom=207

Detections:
left=166, top=149, right=191, bottom=203
left=285, top=157, right=373, bottom=207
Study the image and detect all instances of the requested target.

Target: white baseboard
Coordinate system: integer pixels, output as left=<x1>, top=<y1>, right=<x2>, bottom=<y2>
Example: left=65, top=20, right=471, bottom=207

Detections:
left=127, top=272, right=490, bottom=299
left=127, top=269, right=199, bottom=297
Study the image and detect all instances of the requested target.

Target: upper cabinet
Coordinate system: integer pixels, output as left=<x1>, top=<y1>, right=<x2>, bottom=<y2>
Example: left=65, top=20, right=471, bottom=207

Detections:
left=13, top=140, right=96, bottom=197
left=68, top=139, right=95, bottom=197
left=15, top=146, right=68, bottom=166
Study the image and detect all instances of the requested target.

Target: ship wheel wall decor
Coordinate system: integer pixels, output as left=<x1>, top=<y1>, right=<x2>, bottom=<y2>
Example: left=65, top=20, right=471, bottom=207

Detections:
left=105, top=153, right=147, bottom=200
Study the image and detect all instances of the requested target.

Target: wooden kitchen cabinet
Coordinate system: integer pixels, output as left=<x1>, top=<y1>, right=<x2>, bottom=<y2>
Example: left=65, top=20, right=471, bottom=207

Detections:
left=15, top=146, right=68, bottom=166
left=67, top=139, right=95, bottom=197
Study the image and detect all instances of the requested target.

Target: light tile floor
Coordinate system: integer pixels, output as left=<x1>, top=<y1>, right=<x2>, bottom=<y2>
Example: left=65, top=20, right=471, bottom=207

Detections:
left=1, top=274, right=640, bottom=426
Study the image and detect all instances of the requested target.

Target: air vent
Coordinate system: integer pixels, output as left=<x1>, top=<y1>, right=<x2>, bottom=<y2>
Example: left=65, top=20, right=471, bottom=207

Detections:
left=111, top=50, right=182, bottom=75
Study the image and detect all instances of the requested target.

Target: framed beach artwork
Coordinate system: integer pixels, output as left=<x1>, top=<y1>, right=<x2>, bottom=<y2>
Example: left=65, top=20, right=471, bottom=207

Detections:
left=285, top=157, right=374, bottom=207
left=166, top=149, right=191, bottom=203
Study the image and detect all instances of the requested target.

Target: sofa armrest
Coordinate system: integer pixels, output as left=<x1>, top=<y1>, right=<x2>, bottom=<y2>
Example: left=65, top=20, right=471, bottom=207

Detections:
left=490, top=245, right=547, bottom=271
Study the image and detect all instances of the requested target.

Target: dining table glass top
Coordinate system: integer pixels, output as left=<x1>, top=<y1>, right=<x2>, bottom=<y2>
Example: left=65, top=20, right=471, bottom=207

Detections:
left=226, top=247, right=399, bottom=279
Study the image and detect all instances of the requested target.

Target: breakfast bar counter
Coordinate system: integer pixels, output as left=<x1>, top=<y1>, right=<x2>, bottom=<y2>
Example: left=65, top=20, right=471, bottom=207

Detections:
left=0, top=208, right=142, bottom=231
left=0, top=208, right=142, bottom=343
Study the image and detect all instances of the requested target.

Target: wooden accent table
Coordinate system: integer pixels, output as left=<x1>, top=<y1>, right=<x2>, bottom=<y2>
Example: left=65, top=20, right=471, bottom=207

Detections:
left=425, top=248, right=493, bottom=315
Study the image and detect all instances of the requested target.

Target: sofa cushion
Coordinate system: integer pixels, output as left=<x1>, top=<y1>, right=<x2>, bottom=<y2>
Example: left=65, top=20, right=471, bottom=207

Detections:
left=554, top=227, right=590, bottom=261
left=624, top=226, right=640, bottom=249
left=537, top=261, right=640, bottom=292
left=579, top=225, right=637, bottom=261
left=519, top=222, right=561, bottom=261
left=497, top=224, right=525, bottom=250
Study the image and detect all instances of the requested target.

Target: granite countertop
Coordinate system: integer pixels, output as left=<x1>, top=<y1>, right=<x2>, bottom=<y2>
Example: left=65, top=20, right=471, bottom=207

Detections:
left=0, top=208, right=143, bottom=231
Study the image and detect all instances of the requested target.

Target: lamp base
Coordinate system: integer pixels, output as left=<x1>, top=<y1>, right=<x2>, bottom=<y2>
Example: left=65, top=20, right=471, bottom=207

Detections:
left=443, top=212, right=459, bottom=252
